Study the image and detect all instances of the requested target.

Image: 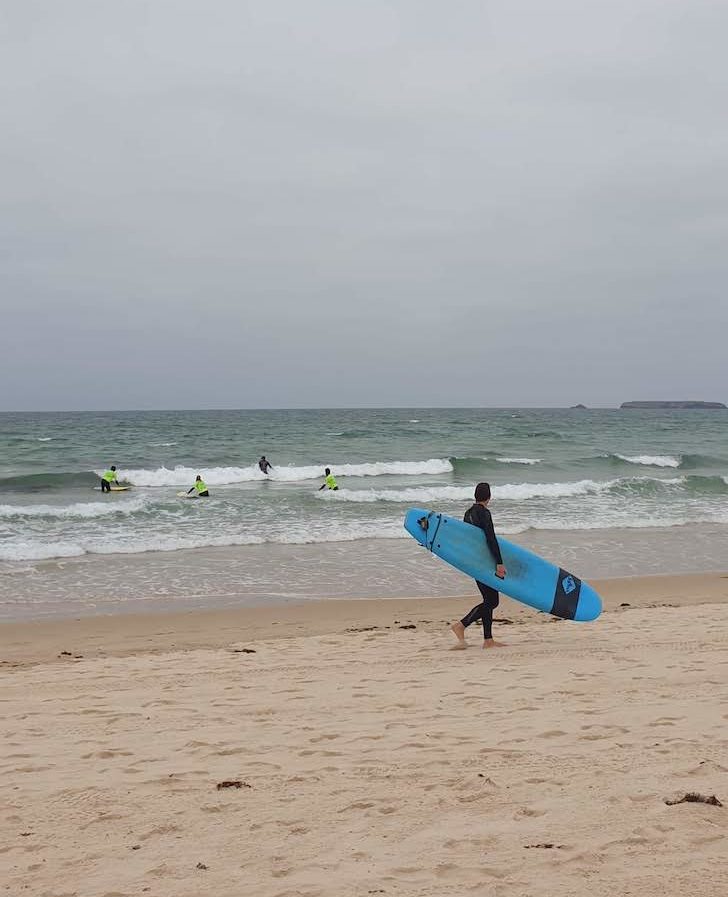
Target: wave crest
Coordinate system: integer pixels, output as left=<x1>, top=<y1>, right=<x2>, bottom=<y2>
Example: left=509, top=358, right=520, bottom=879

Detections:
left=613, top=453, right=681, bottom=468
left=0, top=496, right=149, bottom=520
left=117, top=458, right=452, bottom=486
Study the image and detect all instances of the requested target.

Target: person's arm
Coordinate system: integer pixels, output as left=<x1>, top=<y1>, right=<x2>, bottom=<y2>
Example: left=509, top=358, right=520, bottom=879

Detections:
left=187, top=486, right=195, bottom=494
left=478, top=507, right=505, bottom=573
left=318, top=483, right=326, bottom=491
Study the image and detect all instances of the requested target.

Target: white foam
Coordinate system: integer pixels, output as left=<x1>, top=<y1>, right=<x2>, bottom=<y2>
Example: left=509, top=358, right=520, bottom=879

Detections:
left=115, top=458, right=453, bottom=486
left=148, top=442, right=177, bottom=447
left=37, top=437, right=52, bottom=442
left=0, top=540, right=86, bottom=561
left=615, top=454, right=681, bottom=468
left=325, top=479, right=617, bottom=504
left=0, top=521, right=407, bottom=561
left=495, top=457, right=542, bottom=465
left=0, top=496, right=149, bottom=520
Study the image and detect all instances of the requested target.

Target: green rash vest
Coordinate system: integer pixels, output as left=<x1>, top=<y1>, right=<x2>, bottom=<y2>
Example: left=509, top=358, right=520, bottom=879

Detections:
left=195, top=480, right=208, bottom=493
left=325, top=473, right=338, bottom=490
left=102, top=470, right=117, bottom=483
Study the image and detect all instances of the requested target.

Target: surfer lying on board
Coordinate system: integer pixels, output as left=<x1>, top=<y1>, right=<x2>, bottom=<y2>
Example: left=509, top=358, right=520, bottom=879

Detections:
left=187, top=475, right=210, bottom=497
left=100, top=465, right=118, bottom=493
left=258, top=456, right=273, bottom=474
left=318, top=468, right=338, bottom=491
left=451, top=482, right=507, bottom=649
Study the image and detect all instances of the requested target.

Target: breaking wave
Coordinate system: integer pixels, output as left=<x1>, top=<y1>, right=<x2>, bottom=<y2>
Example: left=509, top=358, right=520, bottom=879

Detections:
left=116, top=458, right=453, bottom=486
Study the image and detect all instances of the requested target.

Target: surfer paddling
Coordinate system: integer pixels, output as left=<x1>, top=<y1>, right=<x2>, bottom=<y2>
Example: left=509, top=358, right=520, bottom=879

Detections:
left=451, top=482, right=507, bottom=649
left=187, top=475, right=210, bottom=497
left=100, top=465, right=118, bottom=493
left=318, top=468, right=338, bottom=491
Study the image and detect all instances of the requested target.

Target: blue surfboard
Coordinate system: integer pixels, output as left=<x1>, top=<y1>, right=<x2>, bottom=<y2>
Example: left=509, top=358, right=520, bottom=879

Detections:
left=404, top=507, right=602, bottom=622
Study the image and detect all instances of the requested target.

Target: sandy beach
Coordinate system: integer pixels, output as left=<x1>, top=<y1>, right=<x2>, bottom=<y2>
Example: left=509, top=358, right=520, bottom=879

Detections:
left=3, top=573, right=728, bottom=896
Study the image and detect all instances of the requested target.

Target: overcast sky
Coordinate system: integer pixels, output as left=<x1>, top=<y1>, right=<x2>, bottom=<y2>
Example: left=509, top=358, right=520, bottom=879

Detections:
left=2, top=0, right=727, bottom=410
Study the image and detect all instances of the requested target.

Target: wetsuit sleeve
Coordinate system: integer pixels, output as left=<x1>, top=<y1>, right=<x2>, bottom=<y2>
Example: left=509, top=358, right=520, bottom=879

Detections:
left=477, top=507, right=503, bottom=565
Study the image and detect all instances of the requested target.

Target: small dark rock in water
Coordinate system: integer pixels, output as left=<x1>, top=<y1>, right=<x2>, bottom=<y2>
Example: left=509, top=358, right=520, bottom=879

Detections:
left=216, top=779, right=251, bottom=790
left=398, top=624, right=416, bottom=630
left=196, top=862, right=208, bottom=870
left=665, top=792, right=723, bottom=807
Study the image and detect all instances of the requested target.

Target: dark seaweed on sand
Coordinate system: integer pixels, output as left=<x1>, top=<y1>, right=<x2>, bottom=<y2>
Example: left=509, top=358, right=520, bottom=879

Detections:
left=665, top=792, right=723, bottom=807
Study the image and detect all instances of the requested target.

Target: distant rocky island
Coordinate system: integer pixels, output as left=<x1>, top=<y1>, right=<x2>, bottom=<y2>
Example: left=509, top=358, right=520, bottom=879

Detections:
left=569, top=404, right=588, bottom=409
left=620, top=401, right=726, bottom=409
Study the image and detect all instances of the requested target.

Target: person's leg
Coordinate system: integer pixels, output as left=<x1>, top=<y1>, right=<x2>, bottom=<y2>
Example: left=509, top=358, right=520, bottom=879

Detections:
left=450, top=586, right=485, bottom=647
left=101, top=479, right=109, bottom=492
left=476, top=582, right=504, bottom=648
left=461, top=602, right=485, bottom=628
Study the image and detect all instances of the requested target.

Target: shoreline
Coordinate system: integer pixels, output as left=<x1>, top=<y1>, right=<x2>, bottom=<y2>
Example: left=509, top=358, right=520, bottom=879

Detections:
left=2, top=571, right=727, bottom=667
left=5, top=523, right=728, bottom=622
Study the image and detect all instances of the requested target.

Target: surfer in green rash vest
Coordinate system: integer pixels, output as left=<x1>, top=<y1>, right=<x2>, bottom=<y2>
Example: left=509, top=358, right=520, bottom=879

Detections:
left=100, top=465, right=118, bottom=493
left=187, top=475, right=210, bottom=497
left=318, top=468, right=338, bottom=491
left=450, top=482, right=507, bottom=650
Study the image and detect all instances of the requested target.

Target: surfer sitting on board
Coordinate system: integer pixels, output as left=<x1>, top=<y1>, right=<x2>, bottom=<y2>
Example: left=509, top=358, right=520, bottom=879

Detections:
left=258, top=456, right=273, bottom=474
left=450, top=482, right=507, bottom=649
left=318, top=468, right=338, bottom=491
left=100, top=465, right=118, bottom=493
left=187, top=475, right=210, bottom=497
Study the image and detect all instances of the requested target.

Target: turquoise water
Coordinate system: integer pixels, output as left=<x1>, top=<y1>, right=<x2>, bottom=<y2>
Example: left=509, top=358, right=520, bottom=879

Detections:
left=1, top=407, right=727, bottom=618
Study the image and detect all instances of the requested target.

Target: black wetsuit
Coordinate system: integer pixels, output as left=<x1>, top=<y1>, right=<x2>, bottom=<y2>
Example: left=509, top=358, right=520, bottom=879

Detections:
left=460, top=503, right=503, bottom=640
left=259, top=460, right=272, bottom=474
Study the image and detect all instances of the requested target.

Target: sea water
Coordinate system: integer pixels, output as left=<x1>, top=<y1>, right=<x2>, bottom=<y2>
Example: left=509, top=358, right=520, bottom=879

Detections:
left=1, top=407, right=727, bottom=618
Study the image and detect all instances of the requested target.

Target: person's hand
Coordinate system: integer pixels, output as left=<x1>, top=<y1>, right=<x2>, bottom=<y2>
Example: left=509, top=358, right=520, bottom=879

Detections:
left=495, top=564, right=506, bottom=579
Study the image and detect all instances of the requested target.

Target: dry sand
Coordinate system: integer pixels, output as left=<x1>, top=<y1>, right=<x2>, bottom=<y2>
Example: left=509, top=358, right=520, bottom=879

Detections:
left=3, top=573, right=728, bottom=896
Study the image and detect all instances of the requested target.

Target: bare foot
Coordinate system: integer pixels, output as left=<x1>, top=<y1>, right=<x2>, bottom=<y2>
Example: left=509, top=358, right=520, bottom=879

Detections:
left=450, top=621, right=466, bottom=648
left=482, top=639, right=506, bottom=649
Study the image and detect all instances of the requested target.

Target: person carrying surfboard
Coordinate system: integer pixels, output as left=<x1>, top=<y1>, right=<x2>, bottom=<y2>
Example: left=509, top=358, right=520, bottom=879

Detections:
left=187, top=475, right=210, bottom=497
left=100, top=465, right=118, bottom=493
left=318, top=468, right=338, bottom=491
left=258, top=456, right=273, bottom=474
left=450, top=482, right=507, bottom=649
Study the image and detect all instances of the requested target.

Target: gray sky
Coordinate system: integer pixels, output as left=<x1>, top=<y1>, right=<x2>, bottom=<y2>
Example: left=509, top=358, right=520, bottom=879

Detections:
left=2, top=0, right=727, bottom=410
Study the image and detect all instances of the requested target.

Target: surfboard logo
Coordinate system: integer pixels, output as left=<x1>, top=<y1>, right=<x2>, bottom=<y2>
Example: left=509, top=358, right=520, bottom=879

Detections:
left=551, top=568, right=582, bottom=619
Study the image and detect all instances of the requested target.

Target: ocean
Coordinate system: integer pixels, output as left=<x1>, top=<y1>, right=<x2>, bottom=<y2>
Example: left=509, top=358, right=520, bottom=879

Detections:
left=1, top=407, right=727, bottom=620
